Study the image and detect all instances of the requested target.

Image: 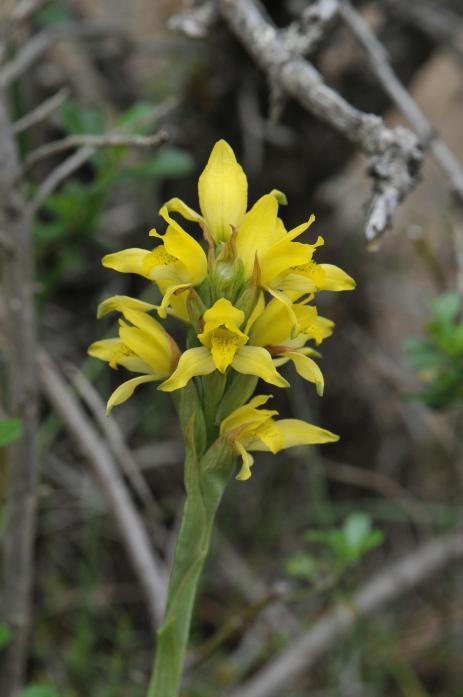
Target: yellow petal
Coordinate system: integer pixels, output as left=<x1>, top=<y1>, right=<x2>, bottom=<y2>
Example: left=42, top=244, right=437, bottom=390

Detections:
left=88, top=338, right=152, bottom=374
left=254, top=419, right=285, bottom=453
left=283, top=351, right=324, bottom=396
left=244, top=291, right=265, bottom=335
left=220, top=394, right=276, bottom=435
left=235, top=194, right=279, bottom=278
left=235, top=441, right=255, bottom=481
left=198, top=140, right=247, bottom=242
left=106, top=375, right=159, bottom=414
left=97, top=295, right=158, bottom=319
left=206, top=327, right=247, bottom=373
left=249, top=297, right=292, bottom=346
left=119, top=325, right=171, bottom=377
left=162, top=197, right=203, bottom=223
left=158, top=347, right=215, bottom=392
left=158, top=282, right=192, bottom=319
left=88, top=338, right=120, bottom=359
left=121, top=308, right=177, bottom=366
left=158, top=209, right=208, bottom=283
left=318, top=264, right=356, bottom=291
left=264, top=287, right=299, bottom=338
left=102, top=249, right=150, bottom=276
left=202, top=297, right=245, bottom=329
left=277, top=419, right=339, bottom=447
left=232, top=346, right=289, bottom=388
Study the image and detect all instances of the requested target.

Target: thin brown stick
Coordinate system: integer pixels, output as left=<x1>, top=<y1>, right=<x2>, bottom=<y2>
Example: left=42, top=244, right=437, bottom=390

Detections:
left=11, top=87, right=70, bottom=135
left=27, top=126, right=168, bottom=215
left=0, top=93, right=39, bottom=697
left=226, top=528, right=463, bottom=697
left=70, top=368, right=160, bottom=513
left=218, top=0, right=422, bottom=244
left=339, top=0, right=463, bottom=204
left=38, top=349, right=168, bottom=627
left=22, top=129, right=168, bottom=172
left=27, top=145, right=94, bottom=216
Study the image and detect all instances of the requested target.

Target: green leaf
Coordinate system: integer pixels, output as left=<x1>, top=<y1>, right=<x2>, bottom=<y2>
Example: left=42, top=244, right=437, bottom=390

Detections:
left=430, top=292, right=461, bottom=325
left=285, top=552, right=317, bottom=580
left=0, top=623, right=12, bottom=650
left=19, top=685, right=60, bottom=697
left=0, top=419, right=22, bottom=447
left=122, top=147, right=194, bottom=181
left=343, top=512, right=371, bottom=550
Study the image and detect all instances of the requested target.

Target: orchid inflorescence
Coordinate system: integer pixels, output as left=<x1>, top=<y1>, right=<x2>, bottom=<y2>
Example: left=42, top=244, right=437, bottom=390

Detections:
left=89, top=140, right=355, bottom=480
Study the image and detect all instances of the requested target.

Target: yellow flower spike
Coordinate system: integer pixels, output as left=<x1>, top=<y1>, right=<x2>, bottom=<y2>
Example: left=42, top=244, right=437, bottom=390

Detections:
left=198, top=140, right=248, bottom=242
left=220, top=395, right=339, bottom=480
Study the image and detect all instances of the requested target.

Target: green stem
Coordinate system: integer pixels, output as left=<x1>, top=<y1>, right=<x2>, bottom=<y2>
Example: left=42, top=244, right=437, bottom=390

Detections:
left=147, top=428, right=235, bottom=697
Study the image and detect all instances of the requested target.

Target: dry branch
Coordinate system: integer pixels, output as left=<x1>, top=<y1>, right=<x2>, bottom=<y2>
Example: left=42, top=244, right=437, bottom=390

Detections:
left=12, top=87, right=70, bottom=135
left=23, top=129, right=168, bottom=172
left=38, top=350, right=168, bottom=627
left=226, top=528, right=463, bottom=697
left=339, top=1, right=463, bottom=204
left=0, top=93, right=39, bottom=697
left=218, top=0, right=423, bottom=243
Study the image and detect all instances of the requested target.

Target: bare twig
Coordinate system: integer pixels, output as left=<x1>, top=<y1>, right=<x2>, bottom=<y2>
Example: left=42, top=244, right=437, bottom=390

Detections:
left=28, top=145, right=94, bottom=216
left=38, top=349, right=168, bottom=627
left=339, top=1, right=463, bottom=204
left=0, top=22, right=127, bottom=89
left=0, top=93, right=39, bottom=697
left=27, top=124, right=168, bottom=215
left=23, top=129, right=168, bottom=173
left=218, top=0, right=423, bottom=244
left=11, top=87, right=70, bottom=135
left=70, top=368, right=159, bottom=513
left=226, top=528, right=463, bottom=697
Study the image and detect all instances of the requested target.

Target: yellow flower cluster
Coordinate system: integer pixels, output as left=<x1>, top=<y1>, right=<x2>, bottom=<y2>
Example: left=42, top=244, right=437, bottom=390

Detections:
left=89, top=140, right=355, bottom=479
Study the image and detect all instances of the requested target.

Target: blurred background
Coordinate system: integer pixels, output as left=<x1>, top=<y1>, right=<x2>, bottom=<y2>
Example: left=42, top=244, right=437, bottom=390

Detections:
left=1, top=1, right=463, bottom=696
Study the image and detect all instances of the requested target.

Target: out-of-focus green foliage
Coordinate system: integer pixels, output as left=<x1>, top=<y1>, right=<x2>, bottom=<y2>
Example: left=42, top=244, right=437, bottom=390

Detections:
left=405, top=292, right=463, bottom=409
left=19, top=686, right=60, bottom=697
left=0, top=623, right=12, bottom=650
left=285, top=512, right=384, bottom=582
left=0, top=419, right=22, bottom=447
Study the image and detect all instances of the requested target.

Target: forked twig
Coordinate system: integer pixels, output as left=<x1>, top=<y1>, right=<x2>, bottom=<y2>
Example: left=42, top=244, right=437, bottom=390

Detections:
left=218, top=0, right=423, bottom=244
left=38, top=350, right=168, bottom=627
left=226, top=528, right=463, bottom=697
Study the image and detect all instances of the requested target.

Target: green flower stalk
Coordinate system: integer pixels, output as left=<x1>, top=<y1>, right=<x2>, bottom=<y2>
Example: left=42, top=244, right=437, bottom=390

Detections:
left=88, top=140, right=355, bottom=696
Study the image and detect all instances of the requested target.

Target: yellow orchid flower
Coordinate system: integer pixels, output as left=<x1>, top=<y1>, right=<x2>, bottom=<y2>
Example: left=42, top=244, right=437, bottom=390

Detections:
left=159, top=298, right=288, bottom=392
left=163, top=140, right=248, bottom=243
left=247, top=297, right=334, bottom=396
left=88, top=298, right=180, bottom=413
left=220, top=395, right=339, bottom=480
left=101, top=207, right=207, bottom=319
